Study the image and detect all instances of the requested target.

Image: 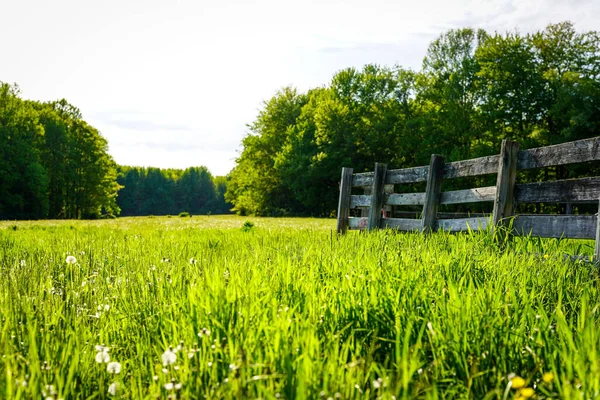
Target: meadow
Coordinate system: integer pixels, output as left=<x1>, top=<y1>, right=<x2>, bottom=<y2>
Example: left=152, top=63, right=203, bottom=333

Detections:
left=1, top=216, right=599, bottom=399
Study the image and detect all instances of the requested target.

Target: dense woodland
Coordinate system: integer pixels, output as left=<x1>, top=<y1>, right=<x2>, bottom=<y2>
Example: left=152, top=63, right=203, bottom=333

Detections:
left=1, top=22, right=599, bottom=219
left=226, top=22, right=600, bottom=216
left=0, top=85, right=229, bottom=219
left=0, top=84, right=121, bottom=219
left=116, top=166, right=230, bottom=216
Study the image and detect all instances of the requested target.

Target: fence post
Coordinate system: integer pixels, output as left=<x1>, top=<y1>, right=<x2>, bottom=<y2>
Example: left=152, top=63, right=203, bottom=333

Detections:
left=336, top=167, right=353, bottom=234
left=595, top=199, right=600, bottom=263
left=492, top=140, right=520, bottom=234
left=367, top=163, right=387, bottom=230
left=421, top=154, right=445, bottom=233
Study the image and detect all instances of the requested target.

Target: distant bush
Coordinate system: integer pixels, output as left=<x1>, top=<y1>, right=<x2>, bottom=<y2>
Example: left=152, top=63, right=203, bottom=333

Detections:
left=179, top=212, right=190, bottom=217
left=241, top=220, right=255, bottom=232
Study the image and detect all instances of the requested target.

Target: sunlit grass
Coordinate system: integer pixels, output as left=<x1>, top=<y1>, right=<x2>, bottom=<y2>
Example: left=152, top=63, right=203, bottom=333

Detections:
left=0, top=216, right=599, bottom=399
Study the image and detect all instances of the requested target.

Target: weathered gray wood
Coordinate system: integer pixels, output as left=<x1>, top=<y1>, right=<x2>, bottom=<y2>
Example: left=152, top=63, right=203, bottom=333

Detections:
left=437, top=217, right=489, bottom=232
left=348, top=217, right=368, bottom=230
left=595, top=200, right=600, bottom=262
left=336, top=167, right=353, bottom=234
left=351, top=195, right=370, bottom=208
left=515, top=177, right=600, bottom=203
left=386, top=192, right=426, bottom=206
left=421, top=154, right=445, bottom=232
left=386, top=166, right=429, bottom=184
left=513, top=215, right=596, bottom=239
left=518, top=137, right=600, bottom=170
left=367, top=163, right=387, bottom=230
left=440, top=186, right=496, bottom=205
left=443, top=155, right=500, bottom=179
left=380, top=218, right=422, bottom=231
left=492, top=140, right=520, bottom=227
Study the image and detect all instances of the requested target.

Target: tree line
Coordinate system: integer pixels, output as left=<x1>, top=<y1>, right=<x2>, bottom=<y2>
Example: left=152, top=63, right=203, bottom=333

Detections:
left=0, top=83, right=121, bottom=219
left=0, top=84, right=230, bottom=219
left=226, top=22, right=600, bottom=216
left=117, top=166, right=230, bottom=216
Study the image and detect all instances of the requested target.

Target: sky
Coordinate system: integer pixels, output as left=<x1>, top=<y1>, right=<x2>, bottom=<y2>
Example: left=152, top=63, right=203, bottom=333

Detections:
left=1, top=0, right=599, bottom=176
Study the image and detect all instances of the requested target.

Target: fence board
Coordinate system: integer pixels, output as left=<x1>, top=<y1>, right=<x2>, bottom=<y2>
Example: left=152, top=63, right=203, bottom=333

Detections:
left=386, top=192, right=426, bottom=206
left=515, top=177, right=600, bottom=203
left=440, top=186, right=496, bottom=204
left=350, top=195, right=370, bottom=208
left=513, top=215, right=596, bottom=239
left=437, top=217, right=489, bottom=232
left=348, top=217, right=369, bottom=230
left=443, top=156, right=499, bottom=179
left=517, top=137, right=600, bottom=170
left=380, top=218, right=422, bottom=231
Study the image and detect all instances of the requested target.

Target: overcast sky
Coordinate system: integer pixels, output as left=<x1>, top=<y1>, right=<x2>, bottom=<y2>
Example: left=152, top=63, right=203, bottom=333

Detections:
left=2, top=0, right=598, bottom=176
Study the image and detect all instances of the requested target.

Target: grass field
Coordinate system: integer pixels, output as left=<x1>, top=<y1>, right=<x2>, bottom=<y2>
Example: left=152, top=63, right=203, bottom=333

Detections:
left=1, top=216, right=599, bottom=399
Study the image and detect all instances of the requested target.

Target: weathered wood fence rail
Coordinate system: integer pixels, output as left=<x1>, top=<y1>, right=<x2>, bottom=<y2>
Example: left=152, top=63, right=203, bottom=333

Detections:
left=336, top=137, right=600, bottom=258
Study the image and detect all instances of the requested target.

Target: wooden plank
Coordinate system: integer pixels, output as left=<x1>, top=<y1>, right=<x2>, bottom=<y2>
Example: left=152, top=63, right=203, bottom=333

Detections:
left=437, top=217, right=489, bottom=232
left=518, top=137, right=600, bottom=170
left=352, top=172, right=374, bottom=187
left=386, top=192, right=426, bottom=206
left=368, top=163, right=387, bottom=230
left=336, top=167, right=353, bottom=234
left=443, top=155, right=500, bottom=179
left=513, top=215, right=596, bottom=239
left=386, top=166, right=429, bottom=184
left=348, top=217, right=368, bottom=230
left=492, top=140, right=520, bottom=226
left=380, top=218, right=422, bottom=231
left=515, top=177, right=600, bottom=203
left=421, top=154, right=445, bottom=232
left=440, top=186, right=496, bottom=205
left=350, top=195, right=370, bottom=208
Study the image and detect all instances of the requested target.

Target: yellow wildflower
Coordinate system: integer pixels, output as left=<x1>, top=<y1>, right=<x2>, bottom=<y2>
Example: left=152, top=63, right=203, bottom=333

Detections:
left=542, top=372, right=554, bottom=383
left=519, top=387, right=534, bottom=398
left=511, top=376, right=526, bottom=389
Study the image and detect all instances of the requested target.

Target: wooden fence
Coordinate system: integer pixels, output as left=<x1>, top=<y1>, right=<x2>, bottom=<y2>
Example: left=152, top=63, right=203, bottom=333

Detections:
left=336, top=137, right=600, bottom=259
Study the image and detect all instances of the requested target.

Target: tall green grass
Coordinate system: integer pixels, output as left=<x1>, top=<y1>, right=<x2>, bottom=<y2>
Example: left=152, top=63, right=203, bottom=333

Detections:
left=0, top=216, right=599, bottom=399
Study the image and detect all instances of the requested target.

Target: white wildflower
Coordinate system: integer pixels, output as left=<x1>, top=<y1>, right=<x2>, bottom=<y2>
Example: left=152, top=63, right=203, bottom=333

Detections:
left=104, top=304, right=110, bottom=312
left=108, top=382, right=119, bottom=396
left=107, top=361, right=121, bottom=374
left=198, top=328, right=211, bottom=338
left=20, top=260, right=26, bottom=267
left=95, top=345, right=110, bottom=363
left=229, top=363, right=238, bottom=371
left=189, top=257, right=197, bottom=265
left=66, top=255, right=77, bottom=264
left=162, top=347, right=177, bottom=366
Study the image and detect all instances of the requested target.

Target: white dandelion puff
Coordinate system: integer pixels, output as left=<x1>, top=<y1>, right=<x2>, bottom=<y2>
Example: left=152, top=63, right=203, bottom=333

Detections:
left=95, top=345, right=110, bottom=363
left=162, top=347, right=177, bottom=366
left=66, top=255, right=77, bottom=264
left=108, top=382, right=119, bottom=396
left=20, top=260, right=26, bottom=267
left=189, top=257, right=197, bottom=265
left=107, top=361, right=121, bottom=374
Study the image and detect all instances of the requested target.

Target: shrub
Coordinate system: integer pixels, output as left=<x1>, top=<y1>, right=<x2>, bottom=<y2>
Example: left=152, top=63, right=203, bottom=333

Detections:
left=179, top=212, right=190, bottom=217
left=241, top=220, right=255, bottom=232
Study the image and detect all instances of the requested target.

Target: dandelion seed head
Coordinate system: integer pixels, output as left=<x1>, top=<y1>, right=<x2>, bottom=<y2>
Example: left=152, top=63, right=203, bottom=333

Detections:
left=108, top=382, right=119, bottom=396
left=66, top=256, right=77, bottom=265
left=107, top=361, right=121, bottom=374
left=162, top=348, right=177, bottom=366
